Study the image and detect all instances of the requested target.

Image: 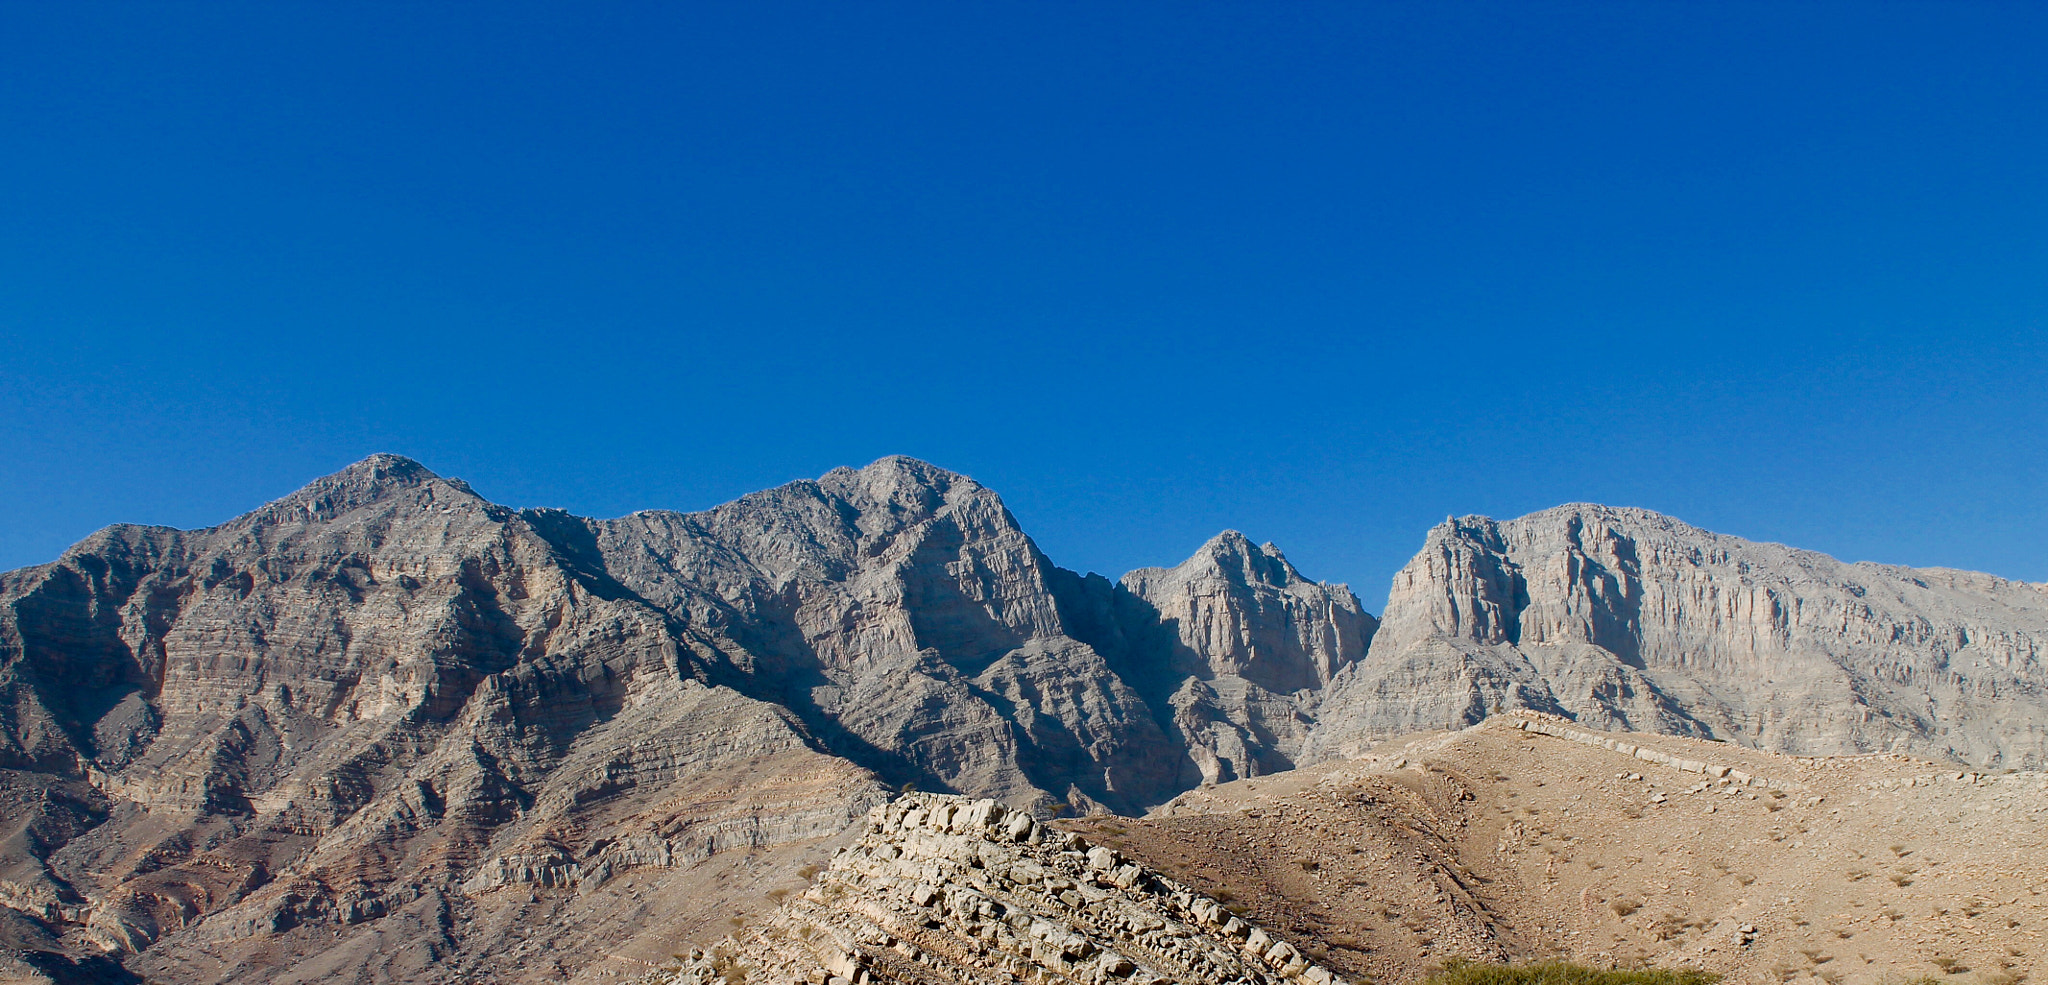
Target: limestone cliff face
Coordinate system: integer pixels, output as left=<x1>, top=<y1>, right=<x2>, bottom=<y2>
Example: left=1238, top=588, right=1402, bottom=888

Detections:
left=0, top=455, right=1373, bottom=984
left=1307, top=505, right=2048, bottom=765
left=1112, top=533, right=1376, bottom=785
left=577, top=457, right=1185, bottom=815
left=1119, top=531, right=1371, bottom=696
left=0, top=455, right=889, bottom=984
left=29, top=458, right=2048, bottom=985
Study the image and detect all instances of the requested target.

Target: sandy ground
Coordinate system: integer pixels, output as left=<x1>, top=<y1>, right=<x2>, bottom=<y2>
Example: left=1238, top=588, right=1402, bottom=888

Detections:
left=1060, top=714, right=2047, bottom=985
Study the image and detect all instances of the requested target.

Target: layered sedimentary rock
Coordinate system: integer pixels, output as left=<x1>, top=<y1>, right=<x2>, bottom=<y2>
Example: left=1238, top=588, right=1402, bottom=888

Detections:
left=0, top=453, right=891, bottom=984
left=0, top=455, right=1368, bottom=983
left=570, top=457, right=1187, bottom=815
left=656, top=792, right=1352, bottom=985
left=1113, top=532, right=1375, bottom=785
left=1308, top=505, right=2048, bottom=766
left=17, top=454, right=2048, bottom=985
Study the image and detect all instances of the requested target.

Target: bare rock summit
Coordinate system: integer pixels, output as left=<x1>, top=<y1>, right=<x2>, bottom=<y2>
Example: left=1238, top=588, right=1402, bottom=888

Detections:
left=1308, top=504, right=2048, bottom=765
left=0, top=454, right=1369, bottom=984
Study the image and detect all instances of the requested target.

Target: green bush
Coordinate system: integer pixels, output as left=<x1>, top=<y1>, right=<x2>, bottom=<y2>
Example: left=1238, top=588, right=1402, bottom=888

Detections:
left=1425, top=959, right=1721, bottom=985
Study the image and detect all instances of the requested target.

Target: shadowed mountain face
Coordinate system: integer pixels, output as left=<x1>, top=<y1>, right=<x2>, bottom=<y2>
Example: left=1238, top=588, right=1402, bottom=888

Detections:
left=8, top=458, right=2047, bottom=985
left=0, top=455, right=1370, bottom=984
left=1306, top=505, right=2048, bottom=766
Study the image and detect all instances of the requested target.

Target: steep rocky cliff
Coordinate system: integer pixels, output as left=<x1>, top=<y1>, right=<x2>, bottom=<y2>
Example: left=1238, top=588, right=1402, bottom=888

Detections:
left=1113, top=532, right=1375, bottom=785
left=14, top=457, right=2047, bottom=985
left=0, top=455, right=1369, bottom=983
left=1308, top=505, right=2048, bottom=765
left=0, top=454, right=891, bottom=984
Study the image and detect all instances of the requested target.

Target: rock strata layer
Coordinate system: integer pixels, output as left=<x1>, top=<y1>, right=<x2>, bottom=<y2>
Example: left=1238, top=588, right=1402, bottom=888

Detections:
left=9, top=457, right=2048, bottom=985
left=0, top=455, right=1369, bottom=983
left=1309, top=504, right=2048, bottom=766
left=654, top=793, right=1351, bottom=985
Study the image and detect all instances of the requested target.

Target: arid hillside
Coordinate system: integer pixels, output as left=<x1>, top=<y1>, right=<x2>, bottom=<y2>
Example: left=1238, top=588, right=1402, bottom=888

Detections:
left=1068, top=714, right=2047, bottom=985
left=9, top=455, right=2046, bottom=985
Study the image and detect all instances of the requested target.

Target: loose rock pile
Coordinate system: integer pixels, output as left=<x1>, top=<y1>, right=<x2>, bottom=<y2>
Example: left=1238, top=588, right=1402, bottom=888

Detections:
left=1508, top=714, right=1806, bottom=791
left=652, top=793, right=1353, bottom=985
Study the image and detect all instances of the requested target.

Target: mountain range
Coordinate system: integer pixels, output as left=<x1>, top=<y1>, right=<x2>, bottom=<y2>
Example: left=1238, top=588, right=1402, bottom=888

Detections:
left=3, top=454, right=2044, bottom=984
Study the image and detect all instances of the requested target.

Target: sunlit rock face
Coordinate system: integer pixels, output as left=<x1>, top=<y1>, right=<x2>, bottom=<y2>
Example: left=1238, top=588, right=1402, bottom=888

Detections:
left=657, top=792, right=1356, bottom=985
left=1308, top=504, right=2048, bottom=766
left=1114, top=531, right=1376, bottom=785
left=0, top=454, right=1375, bottom=983
left=13, top=454, right=2045, bottom=985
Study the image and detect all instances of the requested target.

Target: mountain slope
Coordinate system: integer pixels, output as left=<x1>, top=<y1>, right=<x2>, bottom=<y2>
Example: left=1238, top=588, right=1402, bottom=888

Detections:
left=1094, top=714, right=2048, bottom=985
left=1307, top=505, right=2048, bottom=765
left=0, top=453, right=888, bottom=984
left=0, top=455, right=1370, bottom=984
left=1114, top=531, right=1376, bottom=785
left=658, top=792, right=1355, bottom=985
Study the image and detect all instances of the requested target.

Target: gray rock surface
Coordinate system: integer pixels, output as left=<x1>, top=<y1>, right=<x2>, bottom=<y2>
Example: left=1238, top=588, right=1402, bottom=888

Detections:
left=0, top=453, right=891, bottom=984
left=653, top=792, right=1352, bottom=985
left=0, top=455, right=1367, bottom=983
left=1308, top=505, right=2048, bottom=765
left=1116, top=532, right=1375, bottom=785
left=14, top=457, right=2047, bottom=985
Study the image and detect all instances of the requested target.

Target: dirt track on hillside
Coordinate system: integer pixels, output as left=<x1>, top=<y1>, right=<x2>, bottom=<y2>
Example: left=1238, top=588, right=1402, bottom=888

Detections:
left=1061, top=715, right=2048, bottom=985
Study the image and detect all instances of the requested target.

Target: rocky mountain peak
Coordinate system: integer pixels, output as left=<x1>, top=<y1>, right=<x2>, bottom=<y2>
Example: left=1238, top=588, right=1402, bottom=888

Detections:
left=818, top=454, right=974, bottom=500
left=17, top=456, right=2048, bottom=985
left=1309, top=501, right=2048, bottom=766
left=1117, top=534, right=1373, bottom=698
left=1174, top=530, right=1309, bottom=590
left=300, top=452, right=444, bottom=499
left=231, top=452, right=498, bottom=533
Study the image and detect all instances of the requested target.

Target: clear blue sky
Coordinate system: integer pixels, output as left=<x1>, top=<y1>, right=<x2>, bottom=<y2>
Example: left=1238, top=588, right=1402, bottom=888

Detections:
left=3, top=2, right=2044, bottom=602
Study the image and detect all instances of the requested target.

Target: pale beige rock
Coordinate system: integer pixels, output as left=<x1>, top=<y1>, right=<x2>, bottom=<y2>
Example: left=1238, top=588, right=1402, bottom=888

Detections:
left=1103, top=714, right=2048, bottom=985
left=651, top=792, right=1353, bottom=985
left=0, top=455, right=1370, bottom=982
left=1119, top=532, right=1376, bottom=784
left=1309, top=505, right=2048, bottom=766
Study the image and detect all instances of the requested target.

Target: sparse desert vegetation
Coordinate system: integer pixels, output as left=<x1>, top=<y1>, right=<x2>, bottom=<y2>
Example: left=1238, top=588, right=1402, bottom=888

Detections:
left=1426, top=960, right=1719, bottom=985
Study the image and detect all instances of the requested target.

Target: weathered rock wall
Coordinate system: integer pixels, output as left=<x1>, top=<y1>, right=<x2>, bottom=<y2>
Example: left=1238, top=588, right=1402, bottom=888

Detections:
left=1309, top=505, right=2048, bottom=765
left=0, top=454, right=1371, bottom=983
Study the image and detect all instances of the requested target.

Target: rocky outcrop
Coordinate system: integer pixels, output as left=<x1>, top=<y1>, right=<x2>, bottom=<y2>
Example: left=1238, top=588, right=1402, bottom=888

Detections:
left=0, top=455, right=893, bottom=983
left=655, top=792, right=1351, bottom=985
left=1308, top=505, right=2048, bottom=766
left=577, top=458, right=1190, bottom=814
left=1113, top=533, right=1375, bottom=785
left=20, top=456, right=2048, bottom=985
left=559, top=461, right=1372, bottom=808
left=1119, top=531, right=1372, bottom=696
left=0, top=454, right=1370, bottom=983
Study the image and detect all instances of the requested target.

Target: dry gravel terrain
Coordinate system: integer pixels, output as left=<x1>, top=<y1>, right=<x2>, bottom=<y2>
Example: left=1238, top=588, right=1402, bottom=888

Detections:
left=1063, top=714, right=2048, bottom=985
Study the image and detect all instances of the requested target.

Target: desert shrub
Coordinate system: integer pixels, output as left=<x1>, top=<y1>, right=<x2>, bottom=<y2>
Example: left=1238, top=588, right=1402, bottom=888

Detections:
left=1425, top=959, right=1720, bottom=985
